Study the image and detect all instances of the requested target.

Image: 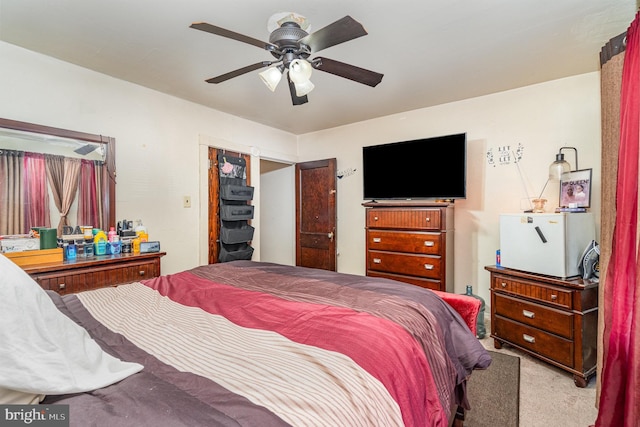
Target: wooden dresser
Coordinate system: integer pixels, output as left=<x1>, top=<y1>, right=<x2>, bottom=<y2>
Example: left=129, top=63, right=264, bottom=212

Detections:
left=364, top=202, right=454, bottom=292
left=485, top=265, right=598, bottom=387
left=22, top=252, right=166, bottom=295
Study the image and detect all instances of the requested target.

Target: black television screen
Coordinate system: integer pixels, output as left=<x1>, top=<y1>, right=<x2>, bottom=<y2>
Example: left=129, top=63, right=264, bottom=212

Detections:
left=362, top=133, right=467, bottom=200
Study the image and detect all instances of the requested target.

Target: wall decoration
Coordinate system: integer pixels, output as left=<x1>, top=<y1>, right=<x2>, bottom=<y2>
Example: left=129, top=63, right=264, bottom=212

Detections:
left=337, top=167, right=356, bottom=179
left=486, top=143, right=524, bottom=167
left=560, top=169, right=592, bottom=208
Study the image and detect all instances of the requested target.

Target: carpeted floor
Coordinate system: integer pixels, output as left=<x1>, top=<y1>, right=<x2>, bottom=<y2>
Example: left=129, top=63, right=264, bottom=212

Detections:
left=465, top=350, right=520, bottom=427
left=470, top=316, right=599, bottom=427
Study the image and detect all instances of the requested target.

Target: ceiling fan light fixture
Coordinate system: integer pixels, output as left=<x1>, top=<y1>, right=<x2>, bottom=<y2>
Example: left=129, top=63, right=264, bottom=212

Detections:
left=191, top=15, right=383, bottom=105
left=288, top=59, right=313, bottom=84
left=259, top=66, right=283, bottom=92
left=294, top=79, right=315, bottom=97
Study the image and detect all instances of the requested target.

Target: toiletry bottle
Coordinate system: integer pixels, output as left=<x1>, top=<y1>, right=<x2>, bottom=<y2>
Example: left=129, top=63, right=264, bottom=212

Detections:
left=110, top=236, right=121, bottom=254
left=108, top=226, right=117, bottom=242
left=132, top=238, right=141, bottom=254
left=134, top=220, right=147, bottom=235
left=94, top=230, right=108, bottom=256
left=67, top=242, right=77, bottom=260
left=84, top=239, right=94, bottom=257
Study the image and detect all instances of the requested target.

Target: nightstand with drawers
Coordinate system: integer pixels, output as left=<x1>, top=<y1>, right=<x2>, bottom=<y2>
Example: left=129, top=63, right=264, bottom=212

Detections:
left=485, top=265, right=598, bottom=387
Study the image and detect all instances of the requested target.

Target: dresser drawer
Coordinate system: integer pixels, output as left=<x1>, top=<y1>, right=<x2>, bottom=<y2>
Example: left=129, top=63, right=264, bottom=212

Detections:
left=492, top=273, right=573, bottom=309
left=367, top=271, right=442, bottom=291
left=32, top=260, right=160, bottom=295
left=494, top=292, right=573, bottom=339
left=494, top=315, right=574, bottom=367
left=367, top=230, right=441, bottom=254
left=367, top=250, right=441, bottom=279
left=367, top=208, right=441, bottom=230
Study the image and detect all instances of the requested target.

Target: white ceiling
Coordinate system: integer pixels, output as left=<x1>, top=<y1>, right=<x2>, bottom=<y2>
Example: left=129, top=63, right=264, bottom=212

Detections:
left=0, top=1, right=635, bottom=135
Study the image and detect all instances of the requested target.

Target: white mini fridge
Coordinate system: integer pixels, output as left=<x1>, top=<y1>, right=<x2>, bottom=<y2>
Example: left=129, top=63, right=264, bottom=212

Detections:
left=499, top=213, right=595, bottom=278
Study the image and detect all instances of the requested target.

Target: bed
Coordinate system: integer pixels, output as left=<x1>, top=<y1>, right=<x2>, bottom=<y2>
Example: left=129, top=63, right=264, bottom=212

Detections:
left=1, top=256, right=491, bottom=427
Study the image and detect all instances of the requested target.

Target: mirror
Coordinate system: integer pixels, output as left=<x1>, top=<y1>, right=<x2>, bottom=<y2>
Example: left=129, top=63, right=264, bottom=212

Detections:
left=0, top=117, right=115, bottom=235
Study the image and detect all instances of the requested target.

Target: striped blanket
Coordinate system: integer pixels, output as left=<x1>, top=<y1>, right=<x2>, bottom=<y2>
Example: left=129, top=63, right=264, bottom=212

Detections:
left=44, top=261, right=490, bottom=427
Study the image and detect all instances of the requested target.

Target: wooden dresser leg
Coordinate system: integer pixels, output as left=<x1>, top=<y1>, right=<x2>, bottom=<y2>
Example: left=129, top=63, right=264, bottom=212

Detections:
left=573, top=374, right=588, bottom=388
left=493, top=339, right=503, bottom=349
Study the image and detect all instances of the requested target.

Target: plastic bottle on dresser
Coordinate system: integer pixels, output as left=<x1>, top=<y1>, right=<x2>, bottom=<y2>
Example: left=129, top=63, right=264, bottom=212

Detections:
left=132, top=238, right=141, bottom=254
left=135, top=220, right=148, bottom=242
left=66, top=242, right=76, bottom=260
left=108, top=226, right=117, bottom=242
left=94, top=230, right=108, bottom=256
left=109, top=235, right=121, bottom=255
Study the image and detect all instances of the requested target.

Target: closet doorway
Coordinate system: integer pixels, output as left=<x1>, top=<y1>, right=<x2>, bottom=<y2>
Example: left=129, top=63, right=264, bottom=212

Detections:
left=260, top=159, right=295, bottom=265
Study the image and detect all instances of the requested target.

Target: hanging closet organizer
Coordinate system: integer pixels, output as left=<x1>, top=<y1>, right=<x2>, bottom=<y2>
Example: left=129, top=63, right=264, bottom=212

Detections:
left=217, top=154, right=255, bottom=262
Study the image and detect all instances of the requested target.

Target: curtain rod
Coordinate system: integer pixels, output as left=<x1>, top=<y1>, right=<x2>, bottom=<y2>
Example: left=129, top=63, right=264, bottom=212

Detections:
left=600, top=31, right=627, bottom=67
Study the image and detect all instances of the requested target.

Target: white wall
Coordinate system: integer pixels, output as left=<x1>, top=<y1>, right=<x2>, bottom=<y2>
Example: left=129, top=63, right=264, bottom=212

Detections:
left=2, top=40, right=602, bottom=307
left=259, top=160, right=295, bottom=265
left=0, top=41, right=298, bottom=275
left=297, top=73, right=602, bottom=305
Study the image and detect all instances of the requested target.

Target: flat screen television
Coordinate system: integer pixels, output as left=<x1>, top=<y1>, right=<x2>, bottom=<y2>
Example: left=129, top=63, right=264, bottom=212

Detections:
left=362, top=133, right=466, bottom=200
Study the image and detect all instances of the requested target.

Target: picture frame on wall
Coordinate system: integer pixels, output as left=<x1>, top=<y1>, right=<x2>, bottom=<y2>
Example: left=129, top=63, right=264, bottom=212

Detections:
left=560, top=169, right=592, bottom=208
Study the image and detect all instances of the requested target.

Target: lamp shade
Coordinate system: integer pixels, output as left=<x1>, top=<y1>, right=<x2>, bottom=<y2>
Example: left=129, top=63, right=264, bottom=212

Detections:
left=288, top=59, right=313, bottom=84
left=259, top=67, right=283, bottom=92
left=294, top=80, right=315, bottom=96
left=549, top=153, right=571, bottom=181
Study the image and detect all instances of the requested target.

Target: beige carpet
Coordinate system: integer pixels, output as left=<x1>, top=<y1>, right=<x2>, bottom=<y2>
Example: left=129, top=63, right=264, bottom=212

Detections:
left=478, top=318, right=599, bottom=427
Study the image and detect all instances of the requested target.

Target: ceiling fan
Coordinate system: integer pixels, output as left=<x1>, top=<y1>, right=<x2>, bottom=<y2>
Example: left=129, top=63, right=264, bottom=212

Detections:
left=189, top=13, right=384, bottom=105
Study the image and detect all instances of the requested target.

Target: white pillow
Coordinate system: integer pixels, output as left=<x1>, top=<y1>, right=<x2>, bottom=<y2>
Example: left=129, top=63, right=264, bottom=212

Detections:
left=0, top=387, right=43, bottom=404
left=0, top=253, right=143, bottom=400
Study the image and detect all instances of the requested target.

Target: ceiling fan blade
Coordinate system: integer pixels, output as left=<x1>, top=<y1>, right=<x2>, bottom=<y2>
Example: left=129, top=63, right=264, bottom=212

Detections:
left=190, top=22, right=277, bottom=51
left=299, top=16, right=368, bottom=53
left=313, top=57, right=383, bottom=87
left=287, top=74, right=308, bottom=105
left=205, top=61, right=271, bottom=84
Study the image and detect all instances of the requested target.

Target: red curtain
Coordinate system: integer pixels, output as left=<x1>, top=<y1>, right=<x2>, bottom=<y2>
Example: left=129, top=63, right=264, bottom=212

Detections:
left=596, top=12, right=640, bottom=427
left=76, top=159, right=99, bottom=228
left=23, top=152, right=50, bottom=230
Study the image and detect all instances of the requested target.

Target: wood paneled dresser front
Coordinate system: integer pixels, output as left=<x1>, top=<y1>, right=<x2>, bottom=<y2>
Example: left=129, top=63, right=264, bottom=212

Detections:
left=22, top=252, right=166, bottom=295
left=485, top=265, right=598, bottom=387
left=364, top=202, right=454, bottom=292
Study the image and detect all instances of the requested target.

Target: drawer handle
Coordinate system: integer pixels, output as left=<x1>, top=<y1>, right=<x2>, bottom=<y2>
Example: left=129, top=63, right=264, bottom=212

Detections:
left=58, top=283, right=66, bottom=290
left=374, top=216, right=379, bottom=221
left=523, top=310, right=535, bottom=319
left=372, top=237, right=381, bottom=243
left=373, top=258, right=381, bottom=264
left=139, top=270, right=146, bottom=276
left=501, top=282, right=507, bottom=288
left=523, top=334, right=536, bottom=343
left=425, top=217, right=431, bottom=222
left=424, top=241, right=434, bottom=247
left=424, top=264, right=434, bottom=270
left=551, top=294, right=558, bottom=301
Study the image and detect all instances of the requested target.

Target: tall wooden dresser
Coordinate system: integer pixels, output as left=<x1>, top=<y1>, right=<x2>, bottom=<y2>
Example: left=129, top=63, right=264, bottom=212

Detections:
left=363, top=201, right=454, bottom=292
left=485, top=265, right=598, bottom=387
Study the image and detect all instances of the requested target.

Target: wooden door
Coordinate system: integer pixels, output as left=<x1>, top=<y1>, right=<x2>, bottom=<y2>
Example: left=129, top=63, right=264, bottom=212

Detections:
left=295, top=159, right=337, bottom=271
